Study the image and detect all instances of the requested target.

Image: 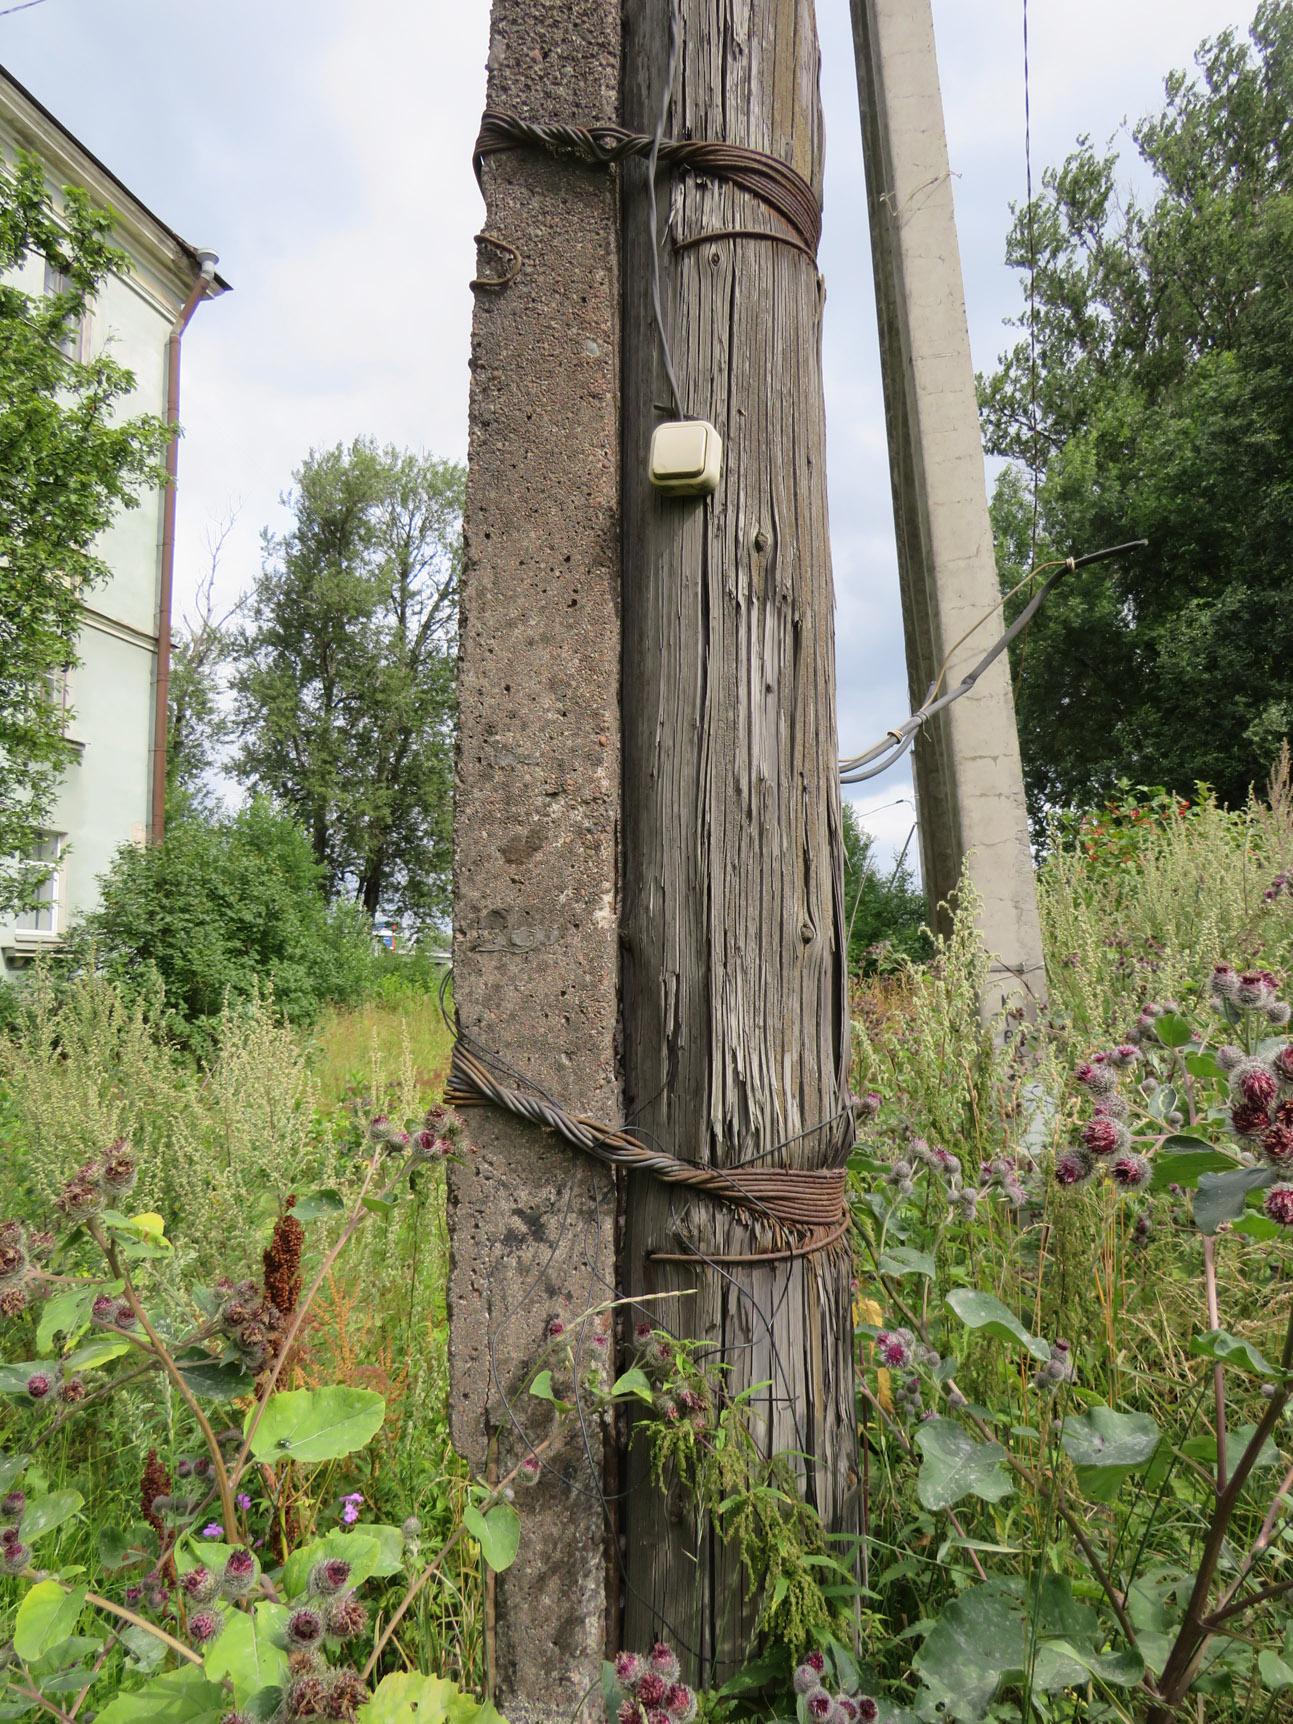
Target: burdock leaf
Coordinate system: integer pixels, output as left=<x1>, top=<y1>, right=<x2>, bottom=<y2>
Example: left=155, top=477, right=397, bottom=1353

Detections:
left=1061, top=1407, right=1160, bottom=1502
left=1190, top=1329, right=1280, bottom=1379
left=914, top=1420, right=1013, bottom=1510
left=944, top=1290, right=1049, bottom=1361
left=1193, top=1165, right=1277, bottom=1234
left=247, top=1386, right=385, bottom=1464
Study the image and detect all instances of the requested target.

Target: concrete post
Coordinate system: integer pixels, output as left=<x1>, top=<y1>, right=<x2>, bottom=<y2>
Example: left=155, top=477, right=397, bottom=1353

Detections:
left=850, top=0, right=1046, bottom=1012
left=449, top=0, right=621, bottom=1710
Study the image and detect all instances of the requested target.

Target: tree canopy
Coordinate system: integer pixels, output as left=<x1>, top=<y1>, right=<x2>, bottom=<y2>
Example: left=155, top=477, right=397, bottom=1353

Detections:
left=981, top=0, right=1293, bottom=827
left=0, top=152, right=169, bottom=913
left=230, top=440, right=462, bottom=928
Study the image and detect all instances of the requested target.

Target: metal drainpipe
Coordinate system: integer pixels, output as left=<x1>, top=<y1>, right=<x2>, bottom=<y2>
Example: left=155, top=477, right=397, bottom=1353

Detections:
left=149, top=248, right=219, bottom=845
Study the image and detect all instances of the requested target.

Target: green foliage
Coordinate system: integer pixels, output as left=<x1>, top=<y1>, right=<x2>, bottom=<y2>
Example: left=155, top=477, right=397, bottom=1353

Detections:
left=59, top=799, right=374, bottom=1048
left=230, top=439, right=463, bottom=927
left=981, top=1, right=1293, bottom=823
left=841, top=803, right=930, bottom=977
left=0, top=152, right=171, bottom=914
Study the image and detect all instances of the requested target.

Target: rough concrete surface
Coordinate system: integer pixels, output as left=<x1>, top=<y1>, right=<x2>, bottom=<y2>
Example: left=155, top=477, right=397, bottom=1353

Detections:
left=449, top=0, right=621, bottom=1710
left=851, top=0, right=1046, bottom=1014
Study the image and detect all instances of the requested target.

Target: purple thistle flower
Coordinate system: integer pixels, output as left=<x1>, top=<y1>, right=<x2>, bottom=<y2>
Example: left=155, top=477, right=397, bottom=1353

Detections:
left=637, top=1674, right=667, bottom=1708
left=284, top=1606, right=325, bottom=1652
left=794, top=1662, right=824, bottom=1694
left=201, top=1522, right=223, bottom=1538
left=1231, top=1100, right=1273, bottom=1138
left=1110, top=1154, right=1152, bottom=1191
left=858, top=1701, right=879, bottom=1724
left=1081, top=1116, right=1131, bottom=1157
left=1054, top=1147, right=1094, bottom=1188
left=1274, top=1046, right=1293, bottom=1086
left=664, top=1684, right=697, bottom=1723
left=808, top=1693, right=834, bottom=1722
left=876, top=1330, right=913, bottom=1370
left=1264, top=1185, right=1293, bottom=1227
left=1233, top=1061, right=1278, bottom=1109
left=25, top=1373, right=50, bottom=1400
left=649, top=1644, right=680, bottom=1683
left=188, top=1609, right=223, bottom=1647
left=308, top=1557, right=352, bottom=1596
left=614, top=1651, right=645, bottom=1689
left=1074, top=1061, right=1118, bottom=1096
left=220, top=1548, right=257, bottom=1598
left=619, top=1705, right=643, bottom=1724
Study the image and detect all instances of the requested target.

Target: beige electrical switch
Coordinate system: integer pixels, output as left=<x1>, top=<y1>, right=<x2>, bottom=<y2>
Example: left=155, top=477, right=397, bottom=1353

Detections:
left=649, top=419, right=722, bottom=497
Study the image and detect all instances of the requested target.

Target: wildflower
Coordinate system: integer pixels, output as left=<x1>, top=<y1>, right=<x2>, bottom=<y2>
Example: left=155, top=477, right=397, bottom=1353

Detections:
left=286, top=1673, right=330, bottom=1717
left=1264, top=1185, right=1293, bottom=1227
left=309, top=1558, right=352, bottom=1596
left=340, top=1492, right=363, bottom=1526
left=614, top=1651, right=645, bottom=1689
left=858, top=1702, right=879, bottom=1724
left=329, top=1669, right=370, bottom=1716
left=518, top=1455, right=541, bottom=1486
left=412, top=1129, right=450, bottom=1158
left=1110, top=1154, right=1152, bottom=1191
left=1231, top=1100, right=1273, bottom=1138
left=647, top=1713, right=671, bottom=1724
left=53, top=1175, right=103, bottom=1220
left=794, top=1662, right=824, bottom=1694
left=637, top=1674, right=668, bottom=1708
left=947, top=1385, right=968, bottom=1410
left=235, top=1492, right=251, bottom=1512
left=1054, top=1147, right=1093, bottom=1188
left=113, top=1302, right=138, bottom=1330
left=181, top=1566, right=219, bottom=1604
left=1074, top=1061, right=1118, bottom=1096
left=634, top=1321, right=654, bottom=1346
left=0, top=1288, right=26, bottom=1319
left=854, top=1090, right=882, bottom=1121
left=1217, top=1045, right=1247, bottom=1074
left=1080, top=1117, right=1131, bottom=1157
left=1238, top=971, right=1280, bottom=1010
left=220, top=1548, right=257, bottom=1599
left=664, top=1684, right=697, bottom=1723
left=1, top=1540, right=30, bottom=1575
left=101, top=1146, right=138, bottom=1199
left=1209, top=964, right=1241, bottom=1004
left=547, top=1317, right=567, bottom=1341
left=1261, top=1124, right=1293, bottom=1166
left=57, top=1376, right=85, bottom=1405
left=1274, top=1047, right=1293, bottom=1086
left=1269, top=1003, right=1293, bottom=1028
left=808, top=1693, right=834, bottom=1722
left=401, top=1516, right=421, bottom=1542
left=188, top=1609, right=223, bottom=1647
left=1107, top=1044, right=1141, bottom=1070
left=0, top=1493, right=24, bottom=1527
left=648, top=1644, right=680, bottom=1683
left=876, top=1330, right=913, bottom=1370
left=619, top=1704, right=642, bottom=1724
left=1045, top=1340, right=1074, bottom=1383
left=201, top=1523, right=223, bottom=1539
left=327, top=1594, right=368, bottom=1638
left=1232, top=1060, right=1278, bottom=1109
left=25, top=1374, right=50, bottom=1400
left=89, top=1294, right=115, bottom=1326
left=285, top=1606, right=326, bottom=1653
left=838, top=1700, right=861, bottom=1724
left=0, top=1239, right=26, bottom=1287
left=1093, top=1092, right=1130, bottom=1122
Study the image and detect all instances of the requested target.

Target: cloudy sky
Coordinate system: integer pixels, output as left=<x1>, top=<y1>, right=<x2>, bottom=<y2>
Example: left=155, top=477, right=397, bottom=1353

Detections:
left=0, top=0, right=1263, bottom=863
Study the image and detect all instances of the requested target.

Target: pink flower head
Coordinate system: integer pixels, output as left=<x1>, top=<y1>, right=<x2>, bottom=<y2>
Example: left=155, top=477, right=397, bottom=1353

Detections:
left=25, top=1373, right=50, bottom=1400
left=614, top=1651, right=645, bottom=1689
left=1054, top=1148, right=1094, bottom=1188
left=1274, top=1047, right=1293, bottom=1086
left=181, top=1566, right=217, bottom=1602
left=634, top=1321, right=654, bottom=1345
left=808, top=1693, right=834, bottom=1722
left=1110, top=1154, right=1152, bottom=1191
left=309, top=1557, right=352, bottom=1595
left=1264, top=1185, right=1293, bottom=1227
left=547, top=1317, right=567, bottom=1341
left=1209, top=964, right=1241, bottom=1003
left=1238, top=970, right=1279, bottom=1010
left=519, top=1455, right=541, bottom=1485
left=285, top=1606, right=325, bottom=1652
left=647, top=1713, right=671, bottom=1724
left=665, top=1684, right=697, bottom=1723
left=804, top=1652, right=827, bottom=1674
left=188, top=1609, right=223, bottom=1647
left=201, top=1523, right=223, bottom=1538
left=619, top=1705, right=643, bottom=1724
left=1074, top=1061, right=1117, bottom=1096
left=1231, top=1100, right=1273, bottom=1139
left=235, top=1492, right=251, bottom=1512
left=1262, top=1124, right=1293, bottom=1167
left=649, top=1644, right=680, bottom=1683
left=876, top=1330, right=913, bottom=1370
left=1109, top=1044, right=1141, bottom=1069
left=858, top=1701, right=879, bottom=1724
left=1233, top=1061, right=1278, bottom=1109
left=340, top=1492, right=363, bottom=1525
left=637, top=1674, right=667, bottom=1708
left=854, top=1090, right=882, bottom=1121
left=838, top=1702, right=860, bottom=1724
left=1080, top=1116, right=1130, bottom=1157
left=794, top=1662, right=824, bottom=1694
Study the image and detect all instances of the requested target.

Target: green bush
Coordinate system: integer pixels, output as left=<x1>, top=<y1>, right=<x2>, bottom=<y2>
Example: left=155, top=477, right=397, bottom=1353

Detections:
left=59, top=800, right=373, bottom=1049
left=842, top=801, right=931, bottom=977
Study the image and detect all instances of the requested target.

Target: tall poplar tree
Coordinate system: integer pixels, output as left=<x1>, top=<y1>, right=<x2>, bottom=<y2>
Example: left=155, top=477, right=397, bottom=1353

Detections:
left=230, top=439, right=462, bottom=926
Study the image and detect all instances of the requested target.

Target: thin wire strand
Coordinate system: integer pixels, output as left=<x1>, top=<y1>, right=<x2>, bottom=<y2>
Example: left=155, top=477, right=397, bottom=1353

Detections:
left=648, top=0, right=685, bottom=419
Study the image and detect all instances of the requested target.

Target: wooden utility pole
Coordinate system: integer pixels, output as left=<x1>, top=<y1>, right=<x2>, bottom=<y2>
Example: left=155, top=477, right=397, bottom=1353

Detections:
left=851, top=0, right=1046, bottom=1014
left=450, top=0, right=620, bottom=1712
left=620, top=0, right=857, bottom=1678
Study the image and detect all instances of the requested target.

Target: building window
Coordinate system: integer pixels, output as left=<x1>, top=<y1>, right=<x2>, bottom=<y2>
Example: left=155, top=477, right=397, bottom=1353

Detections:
left=14, top=834, right=64, bottom=935
left=42, top=258, right=87, bottom=362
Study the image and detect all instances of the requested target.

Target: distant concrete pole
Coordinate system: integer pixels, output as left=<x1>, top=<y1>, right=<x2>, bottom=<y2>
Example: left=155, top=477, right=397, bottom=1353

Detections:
left=449, top=0, right=621, bottom=1710
left=850, top=0, right=1046, bottom=1013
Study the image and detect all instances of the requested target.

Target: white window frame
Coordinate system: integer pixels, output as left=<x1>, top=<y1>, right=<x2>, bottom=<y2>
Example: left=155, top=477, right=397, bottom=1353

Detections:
left=12, top=833, right=65, bottom=943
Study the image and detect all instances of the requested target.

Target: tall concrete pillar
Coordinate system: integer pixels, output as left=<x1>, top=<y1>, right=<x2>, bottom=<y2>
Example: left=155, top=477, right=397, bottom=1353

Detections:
left=449, top=0, right=621, bottom=1711
left=850, top=0, right=1046, bottom=1012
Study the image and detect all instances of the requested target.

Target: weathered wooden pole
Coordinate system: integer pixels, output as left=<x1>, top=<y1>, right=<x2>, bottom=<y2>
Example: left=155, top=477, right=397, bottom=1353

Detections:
left=449, top=0, right=620, bottom=1711
left=620, top=0, right=858, bottom=1678
left=850, top=0, right=1046, bottom=1014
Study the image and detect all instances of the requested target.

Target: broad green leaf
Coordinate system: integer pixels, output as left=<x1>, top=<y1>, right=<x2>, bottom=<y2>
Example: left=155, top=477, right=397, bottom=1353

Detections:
left=119, top=1619, right=169, bottom=1672
left=1191, top=1329, right=1279, bottom=1379
left=358, top=1671, right=507, bottom=1724
left=610, top=1366, right=654, bottom=1404
left=14, top=1582, right=86, bottom=1662
left=0, top=1454, right=28, bottom=1494
left=1259, top=1649, right=1293, bottom=1690
left=1193, top=1166, right=1276, bottom=1234
left=203, top=1602, right=289, bottom=1704
left=94, top=1665, right=230, bottom=1723
left=1148, top=1083, right=1179, bottom=1120
left=1034, top=1638, right=1143, bottom=1689
left=944, top=1289, right=1049, bottom=1362
left=24, top=1489, right=84, bottom=1543
left=63, top=1335, right=134, bottom=1372
left=293, top=1189, right=344, bottom=1222
left=1184, top=1424, right=1281, bottom=1470
left=37, top=1287, right=100, bottom=1356
left=247, top=1386, right=385, bottom=1464
left=462, top=1501, right=521, bottom=1572
left=1185, top=1053, right=1225, bottom=1080
left=1234, top=1212, right=1283, bottom=1241
left=361, top=1195, right=397, bottom=1217
left=1155, top=1013, right=1193, bottom=1048
left=914, top=1419, right=1013, bottom=1510
left=282, top=1531, right=382, bottom=1599
left=879, top=1246, right=937, bottom=1280
left=913, top=1584, right=1025, bottom=1720
left=0, top=1365, right=43, bottom=1395
left=1061, top=1407, right=1160, bottom=1502
left=364, top=1521, right=407, bottom=1576
left=527, top=1370, right=572, bottom=1412
left=1150, top=1140, right=1238, bottom=1191
left=174, top=1349, right=254, bottom=1400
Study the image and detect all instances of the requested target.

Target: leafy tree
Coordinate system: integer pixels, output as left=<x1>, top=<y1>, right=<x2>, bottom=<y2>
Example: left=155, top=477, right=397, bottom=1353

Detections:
left=981, top=1, right=1293, bottom=828
left=841, top=801, right=930, bottom=976
left=166, top=520, right=242, bottom=813
left=0, top=153, right=170, bottom=912
left=61, top=799, right=373, bottom=1049
left=230, top=440, right=461, bottom=927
